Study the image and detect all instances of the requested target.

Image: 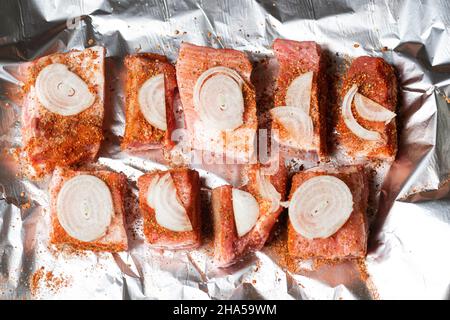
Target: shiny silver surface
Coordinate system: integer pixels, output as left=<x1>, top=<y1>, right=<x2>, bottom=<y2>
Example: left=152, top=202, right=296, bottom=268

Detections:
left=0, top=0, right=449, bottom=299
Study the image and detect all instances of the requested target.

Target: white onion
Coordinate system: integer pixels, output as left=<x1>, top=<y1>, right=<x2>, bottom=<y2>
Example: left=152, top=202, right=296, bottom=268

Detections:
left=285, top=71, right=313, bottom=113
left=354, top=92, right=396, bottom=123
left=56, top=175, right=114, bottom=242
left=193, top=66, right=245, bottom=131
left=232, top=188, right=259, bottom=237
left=342, top=84, right=381, bottom=141
left=138, top=74, right=167, bottom=130
left=146, top=173, right=192, bottom=232
left=35, top=63, right=95, bottom=116
left=270, top=106, right=314, bottom=148
left=289, top=175, right=353, bottom=239
left=255, top=170, right=281, bottom=213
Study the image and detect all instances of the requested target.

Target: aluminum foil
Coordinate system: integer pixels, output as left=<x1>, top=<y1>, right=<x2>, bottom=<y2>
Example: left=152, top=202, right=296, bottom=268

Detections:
left=1, top=0, right=449, bottom=300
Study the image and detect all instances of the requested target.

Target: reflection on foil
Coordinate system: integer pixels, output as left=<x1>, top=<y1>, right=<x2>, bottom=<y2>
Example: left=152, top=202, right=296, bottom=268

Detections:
left=0, top=0, right=449, bottom=299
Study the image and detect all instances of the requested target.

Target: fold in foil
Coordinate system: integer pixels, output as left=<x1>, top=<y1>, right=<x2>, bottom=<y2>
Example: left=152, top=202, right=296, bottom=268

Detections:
left=0, top=0, right=449, bottom=299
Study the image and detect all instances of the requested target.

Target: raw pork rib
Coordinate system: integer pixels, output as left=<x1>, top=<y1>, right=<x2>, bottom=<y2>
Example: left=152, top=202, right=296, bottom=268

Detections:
left=211, top=163, right=287, bottom=267
left=138, top=168, right=201, bottom=249
left=287, top=165, right=369, bottom=260
left=50, top=167, right=128, bottom=252
left=176, top=42, right=257, bottom=162
left=122, top=53, right=177, bottom=151
left=336, top=56, right=398, bottom=160
left=22, top=46, right=105, bottom=177
left=272, top=39, right=328, bottom=158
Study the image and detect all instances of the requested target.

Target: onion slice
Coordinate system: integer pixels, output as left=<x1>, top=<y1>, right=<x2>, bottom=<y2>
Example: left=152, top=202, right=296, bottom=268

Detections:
left=146, top=173, right=192, bottom=232
left=289, top=175, right=353, bottom=239
left=138, top=74, right=167, bottom=130
left=285, top=71, right=313, bottom=113
left=56, top=175, right=114, bottom=242
left=193, top=66, right=245, bottom=131
left=35, top=63, right=95, bottom=116
left=232, top=188, right=259, bottom=237
left=342, top=84, right=381, bottom=141
left=270, top=106, right=314, bottom=147
left=354, top=92, right=396, bottom=123
left=255, top=170, right=281, bottom=213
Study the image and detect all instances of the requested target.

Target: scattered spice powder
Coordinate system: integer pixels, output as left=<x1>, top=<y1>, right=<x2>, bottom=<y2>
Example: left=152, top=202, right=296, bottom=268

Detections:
left=30, top=266, right=70, bottom=296
left=11, top=148, right=21, bottom=162
left=21, top=201, right=31, bottom=209
left=356, top=258, right=380, bottom=299
left=30, top=267, right=45, bottom=296
left=44, top=271, right=69, bottom=292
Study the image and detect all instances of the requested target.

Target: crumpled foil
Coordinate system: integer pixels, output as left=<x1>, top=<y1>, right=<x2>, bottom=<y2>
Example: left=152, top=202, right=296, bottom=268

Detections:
left=1, top=0, right=449, bottom=300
